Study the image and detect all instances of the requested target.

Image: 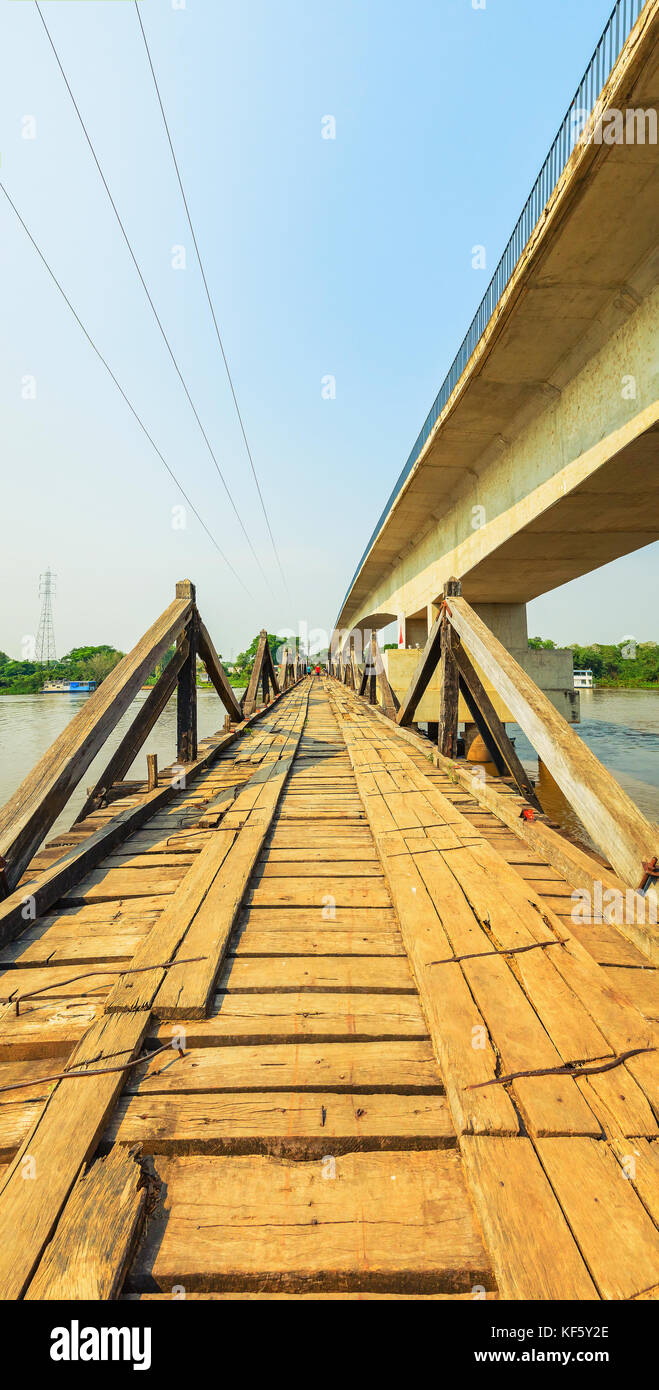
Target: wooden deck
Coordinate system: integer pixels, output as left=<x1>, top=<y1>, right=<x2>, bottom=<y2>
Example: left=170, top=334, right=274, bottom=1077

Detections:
left=0, top=678, right=658, bottom=1300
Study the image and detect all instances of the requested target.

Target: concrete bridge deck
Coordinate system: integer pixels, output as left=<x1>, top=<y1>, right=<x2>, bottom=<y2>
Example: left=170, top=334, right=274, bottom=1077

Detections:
left=0, top=679, right=657, bottom=1300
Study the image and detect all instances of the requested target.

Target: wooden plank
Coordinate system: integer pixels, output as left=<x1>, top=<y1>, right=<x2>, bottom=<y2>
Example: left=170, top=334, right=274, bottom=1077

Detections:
left=154, top=990, right=428, bottom=1044
left=247, top=880, right=391, bottom=908
left=136, top=1040, right=440, bottom=1092
left=0, top=998, right=103, bottom=1061
left=197, top=617, right=243, bottom=722
left=447, top=596, right=658, bottom=886
left=154, top=737, right=306, bottom=1020
left=242, top=631, right=269, bottom=717
left=106, top=1090, right=454, bottom=1156
left=334, top=716, right=602, bottom=1139
left=537, top=1137, right=659, bottom=1299
left=256, top=860, right=383, bottom=878
left=216, top=955, right=414, bottom=993
left=438, top=579, right=461, bottom=757
left=61, top=865, right=188, bottom=904
left=129, top=1150, right=493, bottom=1293
left=0, top=698, right=285, bottom=951
left=460, top=1136, right=598, bottom=1300
left=372, top=636, right=399, bottom=720
left=105, top=827, right=237, bottom=1013
left=25, top=1146, right=146, bottom=1300
left=231, top=928, right=404, bottom=957
left=603, top=966, right=659, bottom=1021
left=0, top=588, right=193, bottom=889
left=74, top=641, right=188, bottom=824
left=0, top=1009, right=148, bottom=1298
left=0, top=787, right=180, bottom=952
left=176, top=587, right=198, bottom=764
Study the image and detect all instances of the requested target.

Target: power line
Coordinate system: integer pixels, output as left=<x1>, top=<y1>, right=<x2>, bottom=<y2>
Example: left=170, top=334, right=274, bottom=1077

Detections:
left=0, top=180, right=252, bottom=597
left=34, top=0, right=267, bottom=586
left=133, top=0, right=290, bottom=598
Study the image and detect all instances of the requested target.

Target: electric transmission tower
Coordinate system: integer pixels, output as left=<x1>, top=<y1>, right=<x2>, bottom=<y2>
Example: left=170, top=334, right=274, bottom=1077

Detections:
left=35, top=568, right=57, bottom=666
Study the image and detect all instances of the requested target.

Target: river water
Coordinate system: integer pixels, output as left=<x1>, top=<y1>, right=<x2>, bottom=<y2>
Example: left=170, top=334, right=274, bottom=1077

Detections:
left=510, top=687, right=659, bottom=842
left=0, top=686, right=657, bottom=848
left=0, top=689, right=245, bottom=843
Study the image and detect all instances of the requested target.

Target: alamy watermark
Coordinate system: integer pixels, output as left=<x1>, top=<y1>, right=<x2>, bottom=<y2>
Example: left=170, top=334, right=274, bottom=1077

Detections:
left=573, top=104, right=657, bottom=146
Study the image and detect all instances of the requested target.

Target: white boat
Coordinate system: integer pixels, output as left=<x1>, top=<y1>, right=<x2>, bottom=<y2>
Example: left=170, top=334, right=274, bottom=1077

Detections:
left=573, top=669, right=593, bottom=689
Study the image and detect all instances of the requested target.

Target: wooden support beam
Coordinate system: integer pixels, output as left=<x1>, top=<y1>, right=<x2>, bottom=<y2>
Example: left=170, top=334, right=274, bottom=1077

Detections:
left=438, top=579, right=461, bottom=758
left=451, top=633, right=541, bottom=808
left=197, top=618, right=243, bottom=723
left=175, top=581, right=198, bottom=765
left=263, top=638, right=280, bottom=701
left=396, top=618, right=443, bottom=728
left=372, top=636, right=399, bottom=720
left=74, top=641, right=189, bottom=825
left=447, top=595, right=658, bottom=887
left=0, top=588, right=194, bottom=891
left=242, top=630, right=268, bottom=717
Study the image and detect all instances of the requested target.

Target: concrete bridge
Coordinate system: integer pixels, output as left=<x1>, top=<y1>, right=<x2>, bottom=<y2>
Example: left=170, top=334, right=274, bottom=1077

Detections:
left=335, top=0, right=659, bottom=724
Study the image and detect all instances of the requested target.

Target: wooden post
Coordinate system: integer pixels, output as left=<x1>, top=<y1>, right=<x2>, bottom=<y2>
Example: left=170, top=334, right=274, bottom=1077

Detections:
left=438, top=577, right=461, bottom=758
left=176, top=580, right=198, bottom=765
left=358, top=637, right=378, bottom=704
left=370, top=636, right=399, bottom=719
left=450, top=630, right=541, bottom=807
left=243, top=630, right=268, bottom=717
left=147, top=753, right=158, bottom=792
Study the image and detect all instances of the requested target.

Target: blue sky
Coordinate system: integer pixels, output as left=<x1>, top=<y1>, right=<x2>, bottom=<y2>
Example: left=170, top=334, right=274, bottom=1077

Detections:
left=1, top=0, right=655, bottom=660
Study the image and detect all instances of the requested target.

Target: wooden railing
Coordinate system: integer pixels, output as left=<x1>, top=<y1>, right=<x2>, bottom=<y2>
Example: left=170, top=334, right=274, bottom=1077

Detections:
left=330, top=578, right=658, bottom=891
left=0, top=580, right=294, bottom=895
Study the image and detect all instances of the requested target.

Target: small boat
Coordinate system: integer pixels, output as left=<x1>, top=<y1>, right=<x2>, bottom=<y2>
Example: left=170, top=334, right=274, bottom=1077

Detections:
left=41, top=679, right=97, bottom=693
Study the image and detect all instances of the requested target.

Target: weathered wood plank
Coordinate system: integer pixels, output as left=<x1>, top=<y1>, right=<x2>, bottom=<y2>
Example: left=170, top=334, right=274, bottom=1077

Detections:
left=106, top=1090, right=454, bottom=1156
left=537, top=1137, right=659, bottom=1299
left=129, top=1150, right=493, bottom=1293
left=216, top=955, right=414, bottom=993
left=25, top=1145, right=146, bottom=1300
left=460, top=1136, right=598, bottom=1300
left=0, top=1009, right=148, bottom=1298
left=135, top=1040, right=440, bottom=1092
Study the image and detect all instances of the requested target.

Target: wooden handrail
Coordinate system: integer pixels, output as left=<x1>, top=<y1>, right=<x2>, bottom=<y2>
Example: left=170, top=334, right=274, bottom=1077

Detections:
left=446, top=595, right=657, bottom=887
left=74, top=638, right=190, bottom=825
left=0, top=590, right=194, bottom=891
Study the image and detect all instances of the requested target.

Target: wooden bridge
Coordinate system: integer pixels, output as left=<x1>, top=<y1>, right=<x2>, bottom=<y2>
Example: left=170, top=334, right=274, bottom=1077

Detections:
left=0, top=579, right=658, bottom=1301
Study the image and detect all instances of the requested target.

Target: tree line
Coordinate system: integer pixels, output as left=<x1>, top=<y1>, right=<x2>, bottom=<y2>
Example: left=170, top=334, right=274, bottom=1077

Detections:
left=528, top=637, right=659, bottom=688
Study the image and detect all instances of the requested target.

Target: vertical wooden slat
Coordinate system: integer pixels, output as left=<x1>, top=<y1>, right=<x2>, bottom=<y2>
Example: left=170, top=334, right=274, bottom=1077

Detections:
left=176, top=581, right=198, bottom=765
left=438, top=578, right=461, bottom=759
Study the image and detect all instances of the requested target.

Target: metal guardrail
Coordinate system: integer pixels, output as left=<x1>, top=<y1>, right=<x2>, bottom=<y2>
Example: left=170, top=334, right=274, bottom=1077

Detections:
left=338, top=0, right=646, bottom=620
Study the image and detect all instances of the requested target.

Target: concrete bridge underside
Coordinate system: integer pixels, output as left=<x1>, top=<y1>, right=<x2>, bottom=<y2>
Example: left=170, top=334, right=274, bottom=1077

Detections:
left=335, top=8, right=659, bottom=720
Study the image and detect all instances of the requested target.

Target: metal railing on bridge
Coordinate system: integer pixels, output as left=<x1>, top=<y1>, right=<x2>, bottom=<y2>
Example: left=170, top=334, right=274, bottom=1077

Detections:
left=339, top=0, right=646, bottom=614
